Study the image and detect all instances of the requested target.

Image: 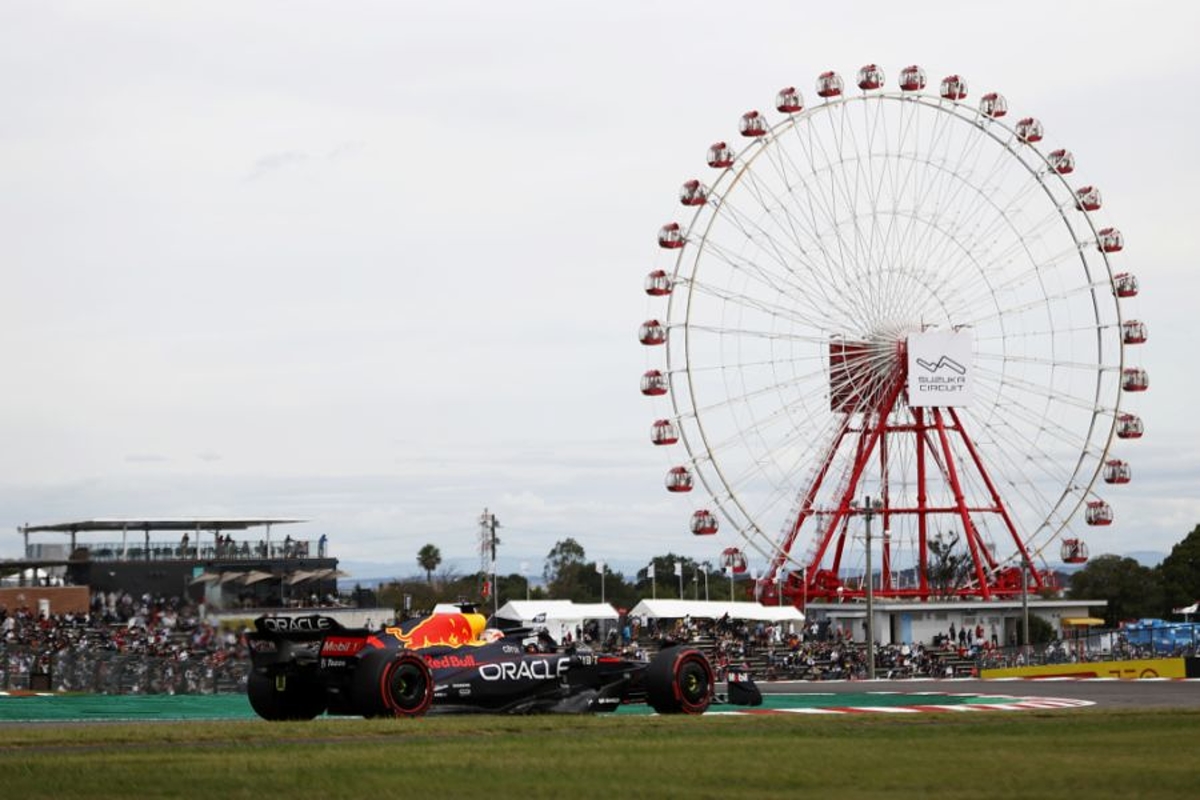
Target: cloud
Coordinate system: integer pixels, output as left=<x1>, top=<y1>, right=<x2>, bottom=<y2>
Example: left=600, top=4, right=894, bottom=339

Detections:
left=243, top=141, right=363, bottom=181
left=244, top=150, right=311, bottom=182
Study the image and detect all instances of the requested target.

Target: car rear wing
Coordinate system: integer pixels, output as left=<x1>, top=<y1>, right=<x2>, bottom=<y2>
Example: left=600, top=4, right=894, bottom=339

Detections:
left=252, top=614, right=370, bottom=640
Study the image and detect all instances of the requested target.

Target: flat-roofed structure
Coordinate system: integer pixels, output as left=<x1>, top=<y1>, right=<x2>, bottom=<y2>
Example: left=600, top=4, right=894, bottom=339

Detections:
left=4, top=517, right=341, bottom=609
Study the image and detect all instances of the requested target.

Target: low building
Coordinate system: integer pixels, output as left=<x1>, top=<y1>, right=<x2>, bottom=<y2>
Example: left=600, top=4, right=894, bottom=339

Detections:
left=805, top=597, right=1108, bottom=647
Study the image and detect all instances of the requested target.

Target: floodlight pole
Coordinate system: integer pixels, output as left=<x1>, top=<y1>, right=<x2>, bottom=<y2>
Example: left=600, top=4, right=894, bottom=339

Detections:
left=854, top=496, right=883, bottom=680
left=1022, top=554, right=1031, bottom=661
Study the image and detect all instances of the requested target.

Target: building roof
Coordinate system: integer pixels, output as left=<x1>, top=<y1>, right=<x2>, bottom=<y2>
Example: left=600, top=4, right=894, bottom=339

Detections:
left=629, top=599, right=804, bottom=622
left=20, top=518, right=304, bottom=535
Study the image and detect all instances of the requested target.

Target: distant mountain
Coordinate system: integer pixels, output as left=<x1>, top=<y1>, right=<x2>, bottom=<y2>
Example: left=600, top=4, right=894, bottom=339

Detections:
left=1123, top=551, right=1167, bottom=568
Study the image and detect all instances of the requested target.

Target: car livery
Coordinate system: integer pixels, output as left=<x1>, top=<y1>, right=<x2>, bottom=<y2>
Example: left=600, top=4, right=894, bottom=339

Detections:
left=246, top=607, right=714, bottom=719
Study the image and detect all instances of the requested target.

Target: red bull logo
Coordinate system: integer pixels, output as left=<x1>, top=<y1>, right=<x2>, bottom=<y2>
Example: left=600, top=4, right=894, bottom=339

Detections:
left=386, top=612, right=487, bottom=649
left=425, top=653, right=478, bottom=670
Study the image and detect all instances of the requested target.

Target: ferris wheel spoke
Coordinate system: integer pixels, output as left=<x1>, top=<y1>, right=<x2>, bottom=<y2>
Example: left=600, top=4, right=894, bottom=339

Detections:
left=690, top=233, right=809, bottom=301
left=682, top=277, right=842, bottom=331
left=756, top=127, right=873, bottom=299
left=766, top=145, right=881, bottom=323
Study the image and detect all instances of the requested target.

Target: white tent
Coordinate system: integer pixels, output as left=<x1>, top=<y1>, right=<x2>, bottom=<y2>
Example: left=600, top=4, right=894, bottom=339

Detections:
left=495, top=600, right=619, bottom=644
left=629, top=599, right=804, bottom=623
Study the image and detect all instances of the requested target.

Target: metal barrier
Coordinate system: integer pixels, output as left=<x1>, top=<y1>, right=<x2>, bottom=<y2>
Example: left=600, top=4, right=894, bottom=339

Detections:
left=1, top=647, right=249, bottom=694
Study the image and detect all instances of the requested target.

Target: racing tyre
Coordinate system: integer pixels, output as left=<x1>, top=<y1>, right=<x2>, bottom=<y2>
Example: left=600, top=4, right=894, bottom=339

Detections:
left=247, top=669, right=328, bottom=721
left=646, top=646, right=714, bottom=714
left=354, top=648, right=434, bottom=718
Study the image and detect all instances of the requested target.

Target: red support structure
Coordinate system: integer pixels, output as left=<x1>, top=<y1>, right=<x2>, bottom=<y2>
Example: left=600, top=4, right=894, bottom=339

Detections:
left=772, top=340, right=1046, bottom=606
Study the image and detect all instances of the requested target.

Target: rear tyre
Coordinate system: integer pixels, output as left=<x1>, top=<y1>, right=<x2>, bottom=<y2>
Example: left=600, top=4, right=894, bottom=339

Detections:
left=646, top=646, right=714, bottom=714
left=247, top=669, right=328, bottom=721
left=354, top=648, right=434, bottom=718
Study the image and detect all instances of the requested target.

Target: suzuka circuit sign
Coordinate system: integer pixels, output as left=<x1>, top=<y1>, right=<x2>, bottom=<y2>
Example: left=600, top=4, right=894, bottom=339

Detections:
left=907, top=330, right=973, bottom=407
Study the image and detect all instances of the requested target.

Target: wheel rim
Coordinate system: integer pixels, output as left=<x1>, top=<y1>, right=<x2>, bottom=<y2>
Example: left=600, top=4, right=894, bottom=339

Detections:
left=676, top=657, right=711, bottom=708
left=388, top=662, right=427, bottom=710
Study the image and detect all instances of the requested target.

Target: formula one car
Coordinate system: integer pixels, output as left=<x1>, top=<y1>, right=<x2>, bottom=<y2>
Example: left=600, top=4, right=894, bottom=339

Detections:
left=246, top=606, right=714, bottom=719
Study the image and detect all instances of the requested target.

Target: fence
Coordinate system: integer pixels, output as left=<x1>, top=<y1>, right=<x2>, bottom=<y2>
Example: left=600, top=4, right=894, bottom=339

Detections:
left=1, top=647, right=249, bottom=694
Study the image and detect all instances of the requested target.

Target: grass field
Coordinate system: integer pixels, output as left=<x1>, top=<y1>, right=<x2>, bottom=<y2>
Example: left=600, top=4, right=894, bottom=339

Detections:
left=1, top=709, right=1198, bottom=799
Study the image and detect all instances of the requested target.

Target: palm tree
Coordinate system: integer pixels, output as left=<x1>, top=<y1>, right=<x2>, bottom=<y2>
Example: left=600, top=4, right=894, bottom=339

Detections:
left=417, top=544, right=442, bottom=584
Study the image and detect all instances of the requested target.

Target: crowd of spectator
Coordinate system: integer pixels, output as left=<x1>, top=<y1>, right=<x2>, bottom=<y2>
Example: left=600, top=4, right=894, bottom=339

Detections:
left=0, top=592, right=250, bottom=694
left=6, top=593, right=1197, bottom=695
left=623, top=612, right=1193, bottom=680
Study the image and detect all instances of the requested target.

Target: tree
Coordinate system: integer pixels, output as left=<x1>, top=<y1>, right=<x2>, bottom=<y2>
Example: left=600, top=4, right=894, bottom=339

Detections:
left=927, top=532, right=972, bottom=598
left=416, top=544, right=442, bottom=585
left=1158, top=524, right=1200, bottom=612
left=1068, top=553, right=1164, bottom=625
left=543, top=538, right=586, bottom=583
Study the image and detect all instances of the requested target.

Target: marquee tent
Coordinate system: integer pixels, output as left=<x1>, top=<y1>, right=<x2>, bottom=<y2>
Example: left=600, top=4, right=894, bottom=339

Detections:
left=495, top=600, right=619, bottom=643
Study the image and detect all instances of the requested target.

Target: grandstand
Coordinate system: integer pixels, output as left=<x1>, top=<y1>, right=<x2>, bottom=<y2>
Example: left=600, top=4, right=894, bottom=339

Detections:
left=2, top=518, right=341, bottom=612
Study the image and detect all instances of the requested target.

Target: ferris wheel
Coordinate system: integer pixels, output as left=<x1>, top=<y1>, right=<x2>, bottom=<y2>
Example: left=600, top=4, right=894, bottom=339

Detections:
left=639, top=64, right=1147, bottom=604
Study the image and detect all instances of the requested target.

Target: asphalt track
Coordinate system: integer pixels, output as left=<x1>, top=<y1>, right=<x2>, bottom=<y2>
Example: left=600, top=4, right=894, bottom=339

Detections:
left=762, top=678, right=1200, bottom=709
left=1, top=679, right=1195, bottom=722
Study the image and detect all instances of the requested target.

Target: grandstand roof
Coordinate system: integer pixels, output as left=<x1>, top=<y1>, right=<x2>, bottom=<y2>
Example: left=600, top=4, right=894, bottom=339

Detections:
left=20, top=518, right=303, bottom=535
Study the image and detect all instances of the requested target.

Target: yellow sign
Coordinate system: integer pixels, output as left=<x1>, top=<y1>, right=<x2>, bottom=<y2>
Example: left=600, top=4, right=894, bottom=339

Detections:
left=981, top=658, right=1186, bottom=680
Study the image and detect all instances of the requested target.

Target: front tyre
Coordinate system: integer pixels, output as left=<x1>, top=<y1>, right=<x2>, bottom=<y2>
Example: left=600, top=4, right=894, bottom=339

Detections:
left=354, top=649, right=434, bottom=718
left=247, top=669, right=328, bottom=721
left=646, top=646, right=714, bottom=714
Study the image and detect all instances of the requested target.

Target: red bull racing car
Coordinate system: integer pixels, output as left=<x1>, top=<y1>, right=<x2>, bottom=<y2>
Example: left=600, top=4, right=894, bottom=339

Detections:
left=246, top=606, right=714, bottom=719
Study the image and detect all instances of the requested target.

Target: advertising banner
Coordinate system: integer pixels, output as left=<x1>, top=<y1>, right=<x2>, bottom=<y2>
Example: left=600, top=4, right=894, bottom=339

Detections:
left=907, top=330, right=973, bottom=407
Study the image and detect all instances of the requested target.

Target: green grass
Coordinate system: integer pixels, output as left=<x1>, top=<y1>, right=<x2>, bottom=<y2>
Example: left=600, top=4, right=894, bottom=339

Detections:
left=0, top=710, right=1197, bottom=799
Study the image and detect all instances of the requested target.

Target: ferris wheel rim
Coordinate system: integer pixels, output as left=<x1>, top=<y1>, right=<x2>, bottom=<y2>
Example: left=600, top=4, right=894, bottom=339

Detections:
left=681, top=103, right=1117, bottom=531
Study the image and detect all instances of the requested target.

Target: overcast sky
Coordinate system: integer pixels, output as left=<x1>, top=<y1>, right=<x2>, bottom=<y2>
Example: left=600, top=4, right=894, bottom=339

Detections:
left=2, top=1, right=1197, bottom=581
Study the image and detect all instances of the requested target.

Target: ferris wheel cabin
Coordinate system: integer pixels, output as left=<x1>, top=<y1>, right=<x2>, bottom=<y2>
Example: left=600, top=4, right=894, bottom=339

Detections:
left=1114, top=272, right=1139, bottom=297
left=1098, top=227, right=1124, bottom=253
left=657, top=223, right=684, bottom=249
left=856, top=64, right=885, bottom=90
left=899, top=64, right=926, bottom=91
left=679, top=179, right=708, bottom=206
left=1103, top=459, right=1132, bottom=484
left=640, top=369, right=668, bottom=396
left=1016, top=117, right=1045, bottom=143
left=706, top=142, right=734, bottom=169
left=1117, top=413, right=1144, bottom=439
left=739, top=111, right=767, bottom=137
left=1122, top=320, right=1147, bottom=344
left=1085, top=500, right=1114, bottom=526
left=939, top=74, right=968, bottom=100
left=1122, top=367, right=1149, bottom=392
left=720, top=547, right=747, bottom=573
left=650, top=419, right=679, bottom=445
left=638, top=320, right=667, bottom=346
left=816, top=71, right=843, bottom=98
left=775, top=87, right=804, bottom=113
left=1075, top=185, right=1103, bottom=212
left=644, top=270, right=673, bottom=297
left=1061, top=538, right=1090, bottom=564
left=665, top=466, right=694, bottom=493
left=1048, top=149, right=1076, bottom=174
left=690, top=510, right=719, bottom=536
left=979, top=92, right=1008, bottom=118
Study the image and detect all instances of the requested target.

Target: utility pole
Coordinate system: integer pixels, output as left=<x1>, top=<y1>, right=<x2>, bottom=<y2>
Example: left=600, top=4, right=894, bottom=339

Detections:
left=1022, top=554, right=1031, bottom=662
left=479, top=509, right=500, bottom=617
left=853, top=496, right=883, bottom=680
